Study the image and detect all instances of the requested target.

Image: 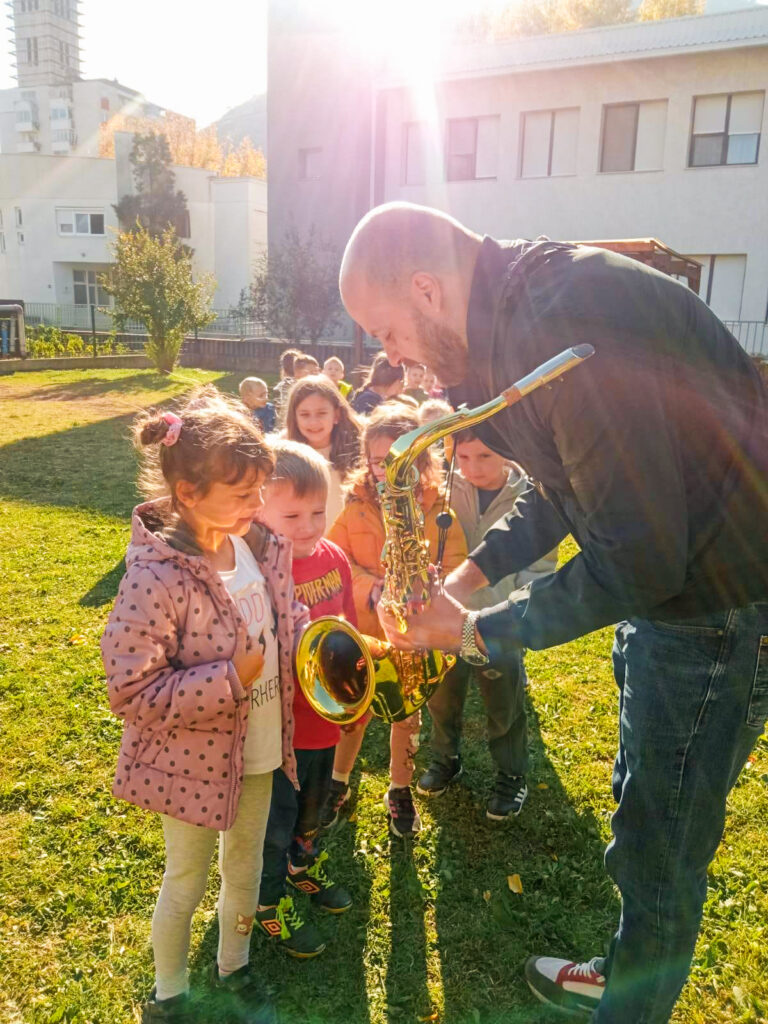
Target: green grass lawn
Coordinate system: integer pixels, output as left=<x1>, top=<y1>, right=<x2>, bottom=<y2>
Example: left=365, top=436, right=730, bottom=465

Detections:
left=0, top=367, right=766, bottom=1024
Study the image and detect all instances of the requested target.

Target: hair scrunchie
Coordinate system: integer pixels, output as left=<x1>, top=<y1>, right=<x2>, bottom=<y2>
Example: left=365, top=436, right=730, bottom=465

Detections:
left=161, top=411, right=183, bottom=447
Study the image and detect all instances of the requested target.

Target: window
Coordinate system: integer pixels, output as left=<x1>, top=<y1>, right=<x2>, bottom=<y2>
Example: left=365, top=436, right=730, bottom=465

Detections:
left=0, top=233, right=5, bottom=255
left=600, top=100, right=667, bottom=172
left=73, top=270, right=110, bottom=307
left=403, top=122, right=426, bottom=185
left=520, top=108, right=578, bottom=178
left=101, top=97, right=110, bottom=111
left=689, top=92, right=763, bottom=167
left=50, top=105, right=70, bottom=120
left=298, top=147, right=322, bottom=181
left=446, top=116, right=499, bottom=181
left=688, top=255, right=746, bottom=321
left=57, top=210, right=105, bottom=235
left=14, top=207, right=22, bottom=228
left=25, top=37, right=38, bottom=65
left=17, top=232, right=24, bottom=245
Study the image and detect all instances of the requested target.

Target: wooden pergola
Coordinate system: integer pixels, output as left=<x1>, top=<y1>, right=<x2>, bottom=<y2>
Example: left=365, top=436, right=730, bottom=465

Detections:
left=574, top=238, right=702, bottom=293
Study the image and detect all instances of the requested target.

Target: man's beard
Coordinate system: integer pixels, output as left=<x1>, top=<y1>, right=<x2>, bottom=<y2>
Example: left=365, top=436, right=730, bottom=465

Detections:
left=409, top=307, right=468, bottom=387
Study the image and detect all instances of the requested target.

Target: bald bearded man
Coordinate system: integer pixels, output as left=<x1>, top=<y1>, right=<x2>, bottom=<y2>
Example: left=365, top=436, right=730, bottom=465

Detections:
left=340, top=203, right=768, bottom=1024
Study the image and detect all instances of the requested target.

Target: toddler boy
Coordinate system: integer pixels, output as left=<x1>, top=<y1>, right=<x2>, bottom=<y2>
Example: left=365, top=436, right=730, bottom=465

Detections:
left=418, top=429, right=557, bottom=819
left=403, top=363, right=428, bottom=405
left=322, top=356, right=352, bottom=397
left=239, top=376, right=276, bottom=433
left=255, top=439, right=356, bottom=958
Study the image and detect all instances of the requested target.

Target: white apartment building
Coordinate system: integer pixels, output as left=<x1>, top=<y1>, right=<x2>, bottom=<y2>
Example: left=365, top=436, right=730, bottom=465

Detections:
left=268, top=6, right=768, bottom=340
left=0, top=143, right=267, bottom=312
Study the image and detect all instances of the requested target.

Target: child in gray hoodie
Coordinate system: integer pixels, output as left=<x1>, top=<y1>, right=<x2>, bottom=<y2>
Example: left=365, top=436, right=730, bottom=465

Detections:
left=417, top=427, right=557, bottom=820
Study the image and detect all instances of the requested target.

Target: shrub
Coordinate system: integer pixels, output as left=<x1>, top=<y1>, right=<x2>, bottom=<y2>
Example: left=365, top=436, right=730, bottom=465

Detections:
left=27, top=326, right=86, bottom=359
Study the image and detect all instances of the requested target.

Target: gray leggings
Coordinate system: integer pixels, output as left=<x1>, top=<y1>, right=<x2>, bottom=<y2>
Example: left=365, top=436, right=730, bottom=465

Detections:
left=151, top=772, right=273, bottom=1000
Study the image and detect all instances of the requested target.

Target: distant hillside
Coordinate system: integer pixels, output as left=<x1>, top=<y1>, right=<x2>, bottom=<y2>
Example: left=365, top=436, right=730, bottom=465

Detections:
left=213, top=93, right=267, bottom=153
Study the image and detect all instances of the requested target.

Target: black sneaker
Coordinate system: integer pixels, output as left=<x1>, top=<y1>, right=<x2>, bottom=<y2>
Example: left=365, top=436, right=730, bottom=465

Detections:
left=383, top=786, right=422, bottom=838
left=209, top=964, right=277, bottom=1024
left=254, top=894, right=326, bottom=958
left=486, top=773, right=528, bottom=820
left=525, top=954, right=606, bottom=1016
left=287, top=850, right=353, bottom=914
left=319, top=778, right=351, bottom=830
left=142, top=990, right=196, bottom=1024
left=416, top=756, right=463, bottom=797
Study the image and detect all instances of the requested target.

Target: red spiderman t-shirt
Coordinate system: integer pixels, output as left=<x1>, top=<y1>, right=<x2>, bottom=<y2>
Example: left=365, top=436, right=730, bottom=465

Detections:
left=292, top=538, right=357, bottom=748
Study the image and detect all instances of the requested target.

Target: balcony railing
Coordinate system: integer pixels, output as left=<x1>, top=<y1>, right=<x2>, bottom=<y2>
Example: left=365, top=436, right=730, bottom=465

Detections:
left=723, top=321, right=768, bottom=358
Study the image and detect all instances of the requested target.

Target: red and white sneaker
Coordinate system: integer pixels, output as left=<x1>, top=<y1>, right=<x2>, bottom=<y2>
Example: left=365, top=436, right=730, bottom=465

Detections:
left=525, top=955, right=606, bottom=1016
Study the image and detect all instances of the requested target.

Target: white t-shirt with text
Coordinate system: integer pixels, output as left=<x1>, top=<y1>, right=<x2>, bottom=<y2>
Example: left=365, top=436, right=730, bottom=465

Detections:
left=218, top=535, right=282, bottom=775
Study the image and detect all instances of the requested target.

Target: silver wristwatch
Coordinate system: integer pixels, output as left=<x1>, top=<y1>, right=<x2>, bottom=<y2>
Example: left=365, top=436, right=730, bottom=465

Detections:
left=460, top=610, right=489, bottom=666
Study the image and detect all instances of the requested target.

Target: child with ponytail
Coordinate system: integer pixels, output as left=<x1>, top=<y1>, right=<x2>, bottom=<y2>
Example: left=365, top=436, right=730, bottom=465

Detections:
left=101, top=387, right=307, bottom=1024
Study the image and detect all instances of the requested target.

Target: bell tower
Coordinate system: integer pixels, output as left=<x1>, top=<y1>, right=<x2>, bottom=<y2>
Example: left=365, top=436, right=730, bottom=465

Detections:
left=9, top=0, right=82, bottom=88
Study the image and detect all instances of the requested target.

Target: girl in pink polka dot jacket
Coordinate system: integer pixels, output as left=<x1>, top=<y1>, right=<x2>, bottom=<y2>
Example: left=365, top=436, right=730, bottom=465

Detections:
left=101, top=387, right=308, bottom=1024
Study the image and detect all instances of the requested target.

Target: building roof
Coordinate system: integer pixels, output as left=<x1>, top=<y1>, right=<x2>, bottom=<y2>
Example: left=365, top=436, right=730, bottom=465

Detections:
left=380, top=6, right=768, bottom=84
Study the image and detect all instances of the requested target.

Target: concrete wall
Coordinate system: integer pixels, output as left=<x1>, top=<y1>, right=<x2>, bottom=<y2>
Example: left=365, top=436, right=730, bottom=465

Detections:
left=210, top=177, right=268, bottom=309
left=267, top=2, right=373, bottom=255
left=379, top=47, right=768, bottom=321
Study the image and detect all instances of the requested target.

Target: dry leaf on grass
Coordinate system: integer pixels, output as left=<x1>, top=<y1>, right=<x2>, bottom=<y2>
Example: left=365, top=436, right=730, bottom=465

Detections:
left=507, top=873, right=523, bottom=894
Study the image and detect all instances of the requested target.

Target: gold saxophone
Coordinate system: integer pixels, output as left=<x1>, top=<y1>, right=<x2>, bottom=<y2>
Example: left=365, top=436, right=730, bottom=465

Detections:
left=296, top=344, right=594, bottom=725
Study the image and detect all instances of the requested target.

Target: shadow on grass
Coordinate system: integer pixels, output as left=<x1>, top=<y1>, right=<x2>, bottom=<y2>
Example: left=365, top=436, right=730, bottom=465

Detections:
left=189, top=809, right=374, bottom=1024
left=15, top=370, right=179, bottom=402
left=0, top=372, right=264, bottom=520
left=385, top=837, right=430, bottom=1023
left=427, top=687, right=619, bottom=1024
left=80, top=557, right=126, bottom=607
left=0, top=412, right=139, bottom=518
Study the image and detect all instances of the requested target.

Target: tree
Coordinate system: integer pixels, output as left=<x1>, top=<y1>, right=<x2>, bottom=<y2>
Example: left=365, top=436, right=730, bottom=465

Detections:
left=99, top=113, right=266, bottom=178
left=460, top=0, right=632, bottom=38
left=248, top=226, right=344, bottom=343
left=101, top=226, right=216, bottom=372
left=637, top=0, right=702, bottom=20
left=114, top=133, right=190, bottom=238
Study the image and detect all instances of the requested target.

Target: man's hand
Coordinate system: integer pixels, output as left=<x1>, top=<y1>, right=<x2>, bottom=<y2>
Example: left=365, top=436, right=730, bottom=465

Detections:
left=444, top=559, right=489, bottom=604
left=377, top=582, right=467, bottom=654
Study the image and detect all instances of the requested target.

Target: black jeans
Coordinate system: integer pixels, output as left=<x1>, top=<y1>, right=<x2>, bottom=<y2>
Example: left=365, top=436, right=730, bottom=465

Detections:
left=426, top=653, right=529, bottom=776
left=258, top=746, right=335, bottom=906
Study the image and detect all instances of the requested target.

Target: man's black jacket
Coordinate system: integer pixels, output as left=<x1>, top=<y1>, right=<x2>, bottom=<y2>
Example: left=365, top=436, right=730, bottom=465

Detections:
left=448, top=237, right=768, bottom=653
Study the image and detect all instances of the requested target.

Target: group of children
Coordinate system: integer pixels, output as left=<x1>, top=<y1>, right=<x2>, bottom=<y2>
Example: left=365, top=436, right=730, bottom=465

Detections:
left=101, top=352, right=556, bottom=1023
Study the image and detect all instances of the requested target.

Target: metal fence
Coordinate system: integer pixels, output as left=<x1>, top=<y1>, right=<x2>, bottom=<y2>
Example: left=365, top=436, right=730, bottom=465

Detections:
left=23, top=303, right=268, bottom=340
left=18, top=302, right=768, bottom=360
left=723, top=321, right=768, bottom=358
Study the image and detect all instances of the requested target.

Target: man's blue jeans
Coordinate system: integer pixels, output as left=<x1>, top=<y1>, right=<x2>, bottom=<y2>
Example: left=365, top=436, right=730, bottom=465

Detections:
left=595, top=604, right=768, bottom=1023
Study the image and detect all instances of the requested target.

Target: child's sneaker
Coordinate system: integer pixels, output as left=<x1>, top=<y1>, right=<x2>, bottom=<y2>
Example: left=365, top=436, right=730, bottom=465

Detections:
left=416, top=755, right=463, bottom=796
left=384, top=786, right=422, bottom=838
left=486, top=773, right=528, bottom=820
left=524, top=954, right=606, bottom=1016
left=287, top=850, right=352, bottom=914
left=254, top=894, right=326, bottom=958
left=142, top=990, right=196, bottom=1024
left=319, top=778, right=351, bottom=830
left=209, top=964, right=277, bottom=1024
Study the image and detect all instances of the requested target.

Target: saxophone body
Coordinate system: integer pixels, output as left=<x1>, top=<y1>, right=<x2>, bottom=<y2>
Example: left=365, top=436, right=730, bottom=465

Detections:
left=296, top=343, right=594, bottom=726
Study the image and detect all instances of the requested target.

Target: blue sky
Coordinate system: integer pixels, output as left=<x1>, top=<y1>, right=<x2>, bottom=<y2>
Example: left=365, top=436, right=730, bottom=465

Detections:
left=0, top=0, right=268, bottom=126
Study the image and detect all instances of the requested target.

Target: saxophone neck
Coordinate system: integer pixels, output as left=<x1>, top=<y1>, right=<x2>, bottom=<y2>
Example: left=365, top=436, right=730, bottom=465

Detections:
left=383, top=344, right=594, bottom=490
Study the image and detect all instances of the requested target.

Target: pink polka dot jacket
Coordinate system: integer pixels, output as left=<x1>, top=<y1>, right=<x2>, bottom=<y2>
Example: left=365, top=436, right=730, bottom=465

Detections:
left=101, top=500, right=309, bottom=831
